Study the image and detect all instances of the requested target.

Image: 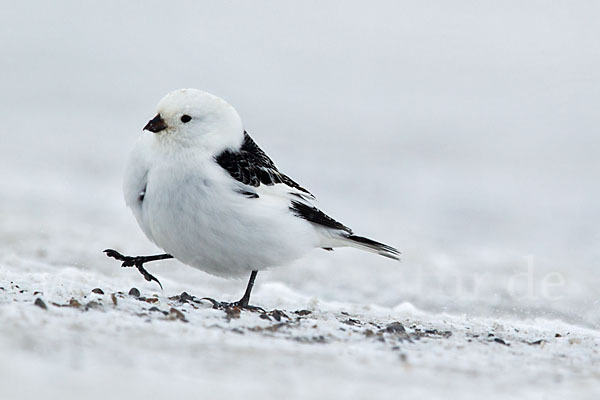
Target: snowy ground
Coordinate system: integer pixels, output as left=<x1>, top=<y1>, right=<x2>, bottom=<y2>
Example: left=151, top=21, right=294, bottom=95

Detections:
left=1, top=270, right=599, bottom=400
left=1, top=1, right=600, bottom=399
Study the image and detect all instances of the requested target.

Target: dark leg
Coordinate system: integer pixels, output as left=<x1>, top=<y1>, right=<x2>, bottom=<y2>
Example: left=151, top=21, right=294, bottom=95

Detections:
left=201, top=270, right=263, bottom=311
left=236, top=270, right=258, bottom=307
left=103, top=249, right=173, bottom=289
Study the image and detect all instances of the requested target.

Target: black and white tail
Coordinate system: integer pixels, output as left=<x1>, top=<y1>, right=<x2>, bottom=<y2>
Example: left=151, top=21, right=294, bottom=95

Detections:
left=343, top=234, right=401, bottom=261
left=288, top=199, right=401, bottom=260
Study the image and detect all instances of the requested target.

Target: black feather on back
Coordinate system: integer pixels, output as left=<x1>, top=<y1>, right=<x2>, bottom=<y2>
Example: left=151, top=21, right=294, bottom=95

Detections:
left=216, top=132, right=350, bottom=233
left=215, top=131, right=312, bottom=195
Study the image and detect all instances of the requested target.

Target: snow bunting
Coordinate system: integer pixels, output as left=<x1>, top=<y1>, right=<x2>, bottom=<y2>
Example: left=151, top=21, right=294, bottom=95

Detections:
left=105, top=88, right=399, bottom=308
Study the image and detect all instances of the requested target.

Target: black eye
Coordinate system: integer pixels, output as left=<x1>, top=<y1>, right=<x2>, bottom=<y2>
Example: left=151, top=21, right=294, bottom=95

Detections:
left=180, top=115, right=192, bottom=123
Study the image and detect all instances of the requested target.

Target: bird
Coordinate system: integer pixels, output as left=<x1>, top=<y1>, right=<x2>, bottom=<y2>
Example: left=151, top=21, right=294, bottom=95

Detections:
left=105, top=88, right=400, bottom=309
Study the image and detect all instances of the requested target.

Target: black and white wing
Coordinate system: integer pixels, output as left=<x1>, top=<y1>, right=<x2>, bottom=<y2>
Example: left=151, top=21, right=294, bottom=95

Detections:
left=215, top=131, right=313, bottom=198
left=215, top=132, right=400, bottom=260
left=215, top=132, right=349, bottom=229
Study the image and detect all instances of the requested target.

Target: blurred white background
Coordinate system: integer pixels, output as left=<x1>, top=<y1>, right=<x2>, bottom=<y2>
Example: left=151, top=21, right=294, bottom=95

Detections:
left=1, top=1, right=599, bottom=326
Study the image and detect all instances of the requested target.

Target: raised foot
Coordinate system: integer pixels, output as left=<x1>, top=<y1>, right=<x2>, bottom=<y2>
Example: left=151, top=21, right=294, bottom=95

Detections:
left=103, top=249, right=164, bottom=290
left=104, top=249, right=137, bottom=267
left=200, top=297, right=265, bottom=313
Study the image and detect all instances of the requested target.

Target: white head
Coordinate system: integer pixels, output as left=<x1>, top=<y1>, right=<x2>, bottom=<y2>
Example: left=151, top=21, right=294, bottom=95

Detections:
left=143, top=89, right=244, bottom=153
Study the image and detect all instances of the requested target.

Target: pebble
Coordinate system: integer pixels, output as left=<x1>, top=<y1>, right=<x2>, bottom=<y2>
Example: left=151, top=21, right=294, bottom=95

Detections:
left=269, top=309, right=288, bottom=321
left=128, top=288, right=141, bottom=297
left=34, top=298, right=47, bottom=310
left=178, top=292, right=195, bottom=303
left=69, top=298, right=82, bottom=308
left=493, top=337, right=510, bottom=346
left=167, top=307, right=187, bottom=322
left=384, top=322, right=406, bottom=334
left=225, top=307, right=241, bottom=319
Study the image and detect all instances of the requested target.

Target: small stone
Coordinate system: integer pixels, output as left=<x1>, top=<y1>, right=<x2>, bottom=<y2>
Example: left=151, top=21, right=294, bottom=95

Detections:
left=555, top=333, right=562, bottom=338
left=529, top=339, right=545, bottom=345
left=145, top=297, right=158, bottom=303
left=91, top=288, right=104, bottom=295
left=381, top=322, right=412, bottom=341
left=225, top=307, right=241, bottom=320
left=148, top=306, right=161, bottom=312
left=111, top=293, right=118, bottom=306
left=179, top=292, right=194, bottom=303
left=128, top=288, right=141, bottom=297
left=294, top=310, right=312, bottom=316
left=167, top=307, right=187, bottom=322
left=34, top=298, right=47, bottom=310
left=33, top=291, right=42, bottom=295
left=269, top=309, right=288, bottom=321
left=384, top=322, right=406, bottom=334
left=69, top=298, right=82, bottom=308
left=364, top=329, right=375, bottom=337
left=493, top=337, right=510, bottom=346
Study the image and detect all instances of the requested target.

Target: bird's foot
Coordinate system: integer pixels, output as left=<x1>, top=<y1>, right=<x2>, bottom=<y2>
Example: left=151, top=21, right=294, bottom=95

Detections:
left=103, top=249, right=164, bottom=290
left=200, top=297, right=265, bottom=313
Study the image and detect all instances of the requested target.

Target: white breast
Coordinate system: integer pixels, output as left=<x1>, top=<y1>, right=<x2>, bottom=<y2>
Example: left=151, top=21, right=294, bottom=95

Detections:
left=123, top=137, right=319, bottom=278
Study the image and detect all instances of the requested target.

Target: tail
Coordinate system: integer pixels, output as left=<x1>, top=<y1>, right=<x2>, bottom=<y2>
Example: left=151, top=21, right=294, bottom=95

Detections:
left=342, top=234, right=401, bottom=261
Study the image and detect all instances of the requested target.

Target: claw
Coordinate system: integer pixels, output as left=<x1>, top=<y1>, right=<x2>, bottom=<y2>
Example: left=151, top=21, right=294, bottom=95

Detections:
left=234, top=303, right=266, bottom=313
left=200, top=297, right=222, bottom=307
left=104, top=249, right=133, bottom=266
left=103, top=248, right=164, bottom=290
left=136, top=263, right=163, bottom=290
left=200, top=297, right=265, bottom=312
left=104, top=248, right=125, bottom=260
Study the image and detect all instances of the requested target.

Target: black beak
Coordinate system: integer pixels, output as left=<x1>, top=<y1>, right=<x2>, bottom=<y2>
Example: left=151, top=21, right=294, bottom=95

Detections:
left=143, top=114, right=168, bottom=133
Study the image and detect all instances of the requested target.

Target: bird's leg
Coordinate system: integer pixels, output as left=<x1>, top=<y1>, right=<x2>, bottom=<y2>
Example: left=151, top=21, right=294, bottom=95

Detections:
left=235, top=270, right=258, bottom=307
left=103, top=249, right=173, bottom=290
left=201, top=270, right=264, bottom=311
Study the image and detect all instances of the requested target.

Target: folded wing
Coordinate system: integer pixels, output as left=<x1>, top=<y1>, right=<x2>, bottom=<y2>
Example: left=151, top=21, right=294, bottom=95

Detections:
left=214, top=131, right=400, bottom=260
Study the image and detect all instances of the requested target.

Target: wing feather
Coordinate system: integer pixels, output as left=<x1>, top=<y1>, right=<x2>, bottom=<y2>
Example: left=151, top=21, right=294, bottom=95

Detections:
left=215, top=132, right=313, bottom=198
left=215, top=131, right=353, bottom=233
